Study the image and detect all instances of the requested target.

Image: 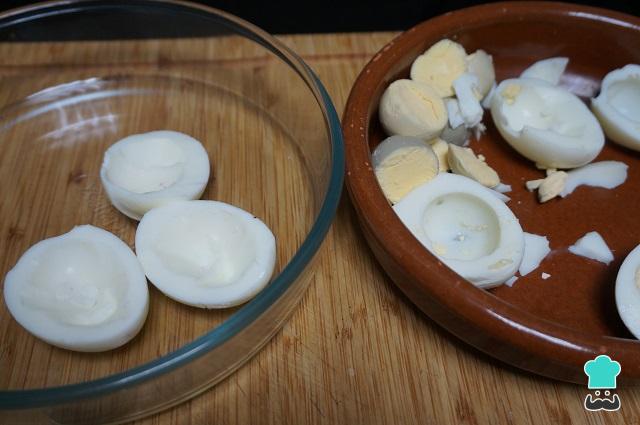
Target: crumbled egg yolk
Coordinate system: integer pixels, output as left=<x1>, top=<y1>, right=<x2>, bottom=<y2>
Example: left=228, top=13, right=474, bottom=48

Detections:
left=501, top=84, right=522, bottom=105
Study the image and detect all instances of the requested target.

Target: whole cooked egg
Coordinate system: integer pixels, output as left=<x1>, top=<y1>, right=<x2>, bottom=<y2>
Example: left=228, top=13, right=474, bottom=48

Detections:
left=135, top=200, right=276, bottom=308
left=3, top=225, right=149, bottom=352
left=101, top=130, right=210, bottom=220
left=393, top=173, right=524, bottom=288
left=490, top=78, right=604, bottom=169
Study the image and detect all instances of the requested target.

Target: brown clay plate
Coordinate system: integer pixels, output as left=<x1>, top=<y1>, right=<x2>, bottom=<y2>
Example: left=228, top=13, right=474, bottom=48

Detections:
left=343, top=1, right=640, bottom=384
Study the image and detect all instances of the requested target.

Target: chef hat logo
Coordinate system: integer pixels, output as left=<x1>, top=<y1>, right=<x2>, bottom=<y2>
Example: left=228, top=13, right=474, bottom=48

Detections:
left=584, top=355, right=621, bottom=389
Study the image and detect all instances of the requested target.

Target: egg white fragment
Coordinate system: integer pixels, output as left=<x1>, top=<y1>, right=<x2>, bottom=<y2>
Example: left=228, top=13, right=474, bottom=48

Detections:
left=372, top=136, right=439, bottom=204
left=560, top=160, right=628, bottom=197
left=490, top=78, right=604, bottom=168
left=519, top=232, right=551, bottom=276
left=615, top=244, right=640, bottom=339
left=591, top=64, right=640, bottom=151
left=493, top=183, right=512, bottom=194
left=3, top=225, right=149, bottom=352
left=453, top=73, right=484, bottom=127
left=489, top=189, right=511, bottom=203
left=393, top=173, right=524, bottom=288
left=520, top=57, right=569, bottom=85
left=568, top=231, right=613, bottom=265
left=445, top=98, right=465, bottom=129
left=466, top=49, right=496, bottom=98
left=481, top=82, right=497, bottom=109
left=135, top=200, right=276, bottom=308
left=504, top=276, right=519, bottom=287
left=101, top=130, right=210, bottom=221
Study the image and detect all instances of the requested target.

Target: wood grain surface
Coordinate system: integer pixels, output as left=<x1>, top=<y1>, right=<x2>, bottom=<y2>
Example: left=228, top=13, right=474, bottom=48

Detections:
left=1, top=32, right=638, bottom=425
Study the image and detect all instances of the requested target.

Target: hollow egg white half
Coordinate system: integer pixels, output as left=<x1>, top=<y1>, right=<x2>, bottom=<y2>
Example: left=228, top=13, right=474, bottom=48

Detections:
left=592, top=64, right=640, bottom=151
left=393, top=173, right=524, bottom=288
left=3, top=225, right=149, bottom=352
left=616, top=244, right=640, bottom=339
left=101, top=130, right=210, bottom=221
left=490, top=78, right=604, bottom=169
left=135, top=200, right=276, bottom=308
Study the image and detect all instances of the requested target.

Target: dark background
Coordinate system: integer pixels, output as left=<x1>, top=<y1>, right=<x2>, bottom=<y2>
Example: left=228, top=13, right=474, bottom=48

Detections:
left=0, top=0, right=638, bottom=34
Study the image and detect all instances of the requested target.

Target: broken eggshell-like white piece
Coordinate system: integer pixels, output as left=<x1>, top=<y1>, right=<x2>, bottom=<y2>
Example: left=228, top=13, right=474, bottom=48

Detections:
left=101, top=130, right=210, bottom=221
left=493, top=183, right=512, bottom=194
left=393, top=173, right=524, bottom=288
left=379, top=79, right=447, bottom=140
left=445, top=98, right=465, bottom=130
left=568, top=231, right=613, bottom=265
left=3, top=225, right=149, bottom=352
left=489, top=188, right=510, bottom=203
left=615, top=244, right=640, bottom=339
left=520, top=57, right=569, bottom=85
left=560, top=160, right=628, bottom=197
left=453, top=73, right=484, bottom=127
left=481, top=82, right=497, bottom=109
left=519, top=232, right=551, bottom=276
left=490, top=78, right=604, bottom=169
left=135, top=200, right=276, bottom=308
left=504, top=276, right=519, bottom=287
left=466, top=49, right=496, bottom=98
left=372, top=135, right=439, bottom=204
left=591, top=64, right=640, bottom=151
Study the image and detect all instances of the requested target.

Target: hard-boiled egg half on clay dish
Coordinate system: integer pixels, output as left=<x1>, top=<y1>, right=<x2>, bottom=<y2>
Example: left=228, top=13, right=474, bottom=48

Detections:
left=3, top=130, right=276, bottom=352
left=367, top=34, right=640, bottom=341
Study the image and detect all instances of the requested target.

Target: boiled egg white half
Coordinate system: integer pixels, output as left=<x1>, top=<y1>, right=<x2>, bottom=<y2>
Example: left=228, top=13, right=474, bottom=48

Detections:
left=393, top=173, right=524, bottom=288
left=592, top=64, right=640, bottom=151
left=101, top=130, right=210, bottom=221
left=3, top=225, right=149, bottom=352
left=135, top=200, right=276, bottom=308
left=491, top=78, right=604, bottom=169
left=615, top=244, right=640, bottom=339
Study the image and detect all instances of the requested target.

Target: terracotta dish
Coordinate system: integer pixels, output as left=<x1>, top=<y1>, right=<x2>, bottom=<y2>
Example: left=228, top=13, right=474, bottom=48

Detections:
left=343, top=1, right=640, bottom=384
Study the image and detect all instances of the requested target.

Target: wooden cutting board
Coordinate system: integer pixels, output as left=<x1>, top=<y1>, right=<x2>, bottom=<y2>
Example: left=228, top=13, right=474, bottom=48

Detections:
left=1, top=32, right=638, bottom=424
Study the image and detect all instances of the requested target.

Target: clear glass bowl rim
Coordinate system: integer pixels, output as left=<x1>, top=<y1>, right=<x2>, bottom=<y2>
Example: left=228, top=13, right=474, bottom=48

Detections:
left=0, top=0, right=344, bottom=409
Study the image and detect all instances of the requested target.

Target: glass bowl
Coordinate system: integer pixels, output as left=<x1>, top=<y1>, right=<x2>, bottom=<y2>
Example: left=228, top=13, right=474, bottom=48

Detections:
left=0, top=1, right=343, bottom=423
